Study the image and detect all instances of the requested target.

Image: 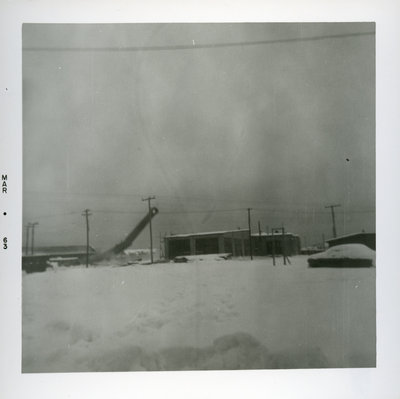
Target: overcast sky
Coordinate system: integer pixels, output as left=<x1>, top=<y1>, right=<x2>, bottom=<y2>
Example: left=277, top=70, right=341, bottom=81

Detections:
left=22, top=23, right=375, bottom=251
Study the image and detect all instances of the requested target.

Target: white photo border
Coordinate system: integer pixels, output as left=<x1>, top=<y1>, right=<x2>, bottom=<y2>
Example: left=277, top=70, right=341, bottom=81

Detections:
left=0, top=1, right=399, bottom=398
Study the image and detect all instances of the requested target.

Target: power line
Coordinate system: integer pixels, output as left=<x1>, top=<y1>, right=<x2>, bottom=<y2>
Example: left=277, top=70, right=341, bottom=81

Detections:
left=23, top=190, right=375, bottom=210
left=23, top=31, right=374, bottom=53
left=23, top=207, right=375, bottom=221
left=23, top=211, right=82, bottom=220
left=23, top=189, right=319, bottom=206
left=253, top=208, right=375, bottom=214
left=161, top=208, right=374, bottom=215
left=161, top=208, right=246, bottom=215
left=93, top=210, right=145, bottom=215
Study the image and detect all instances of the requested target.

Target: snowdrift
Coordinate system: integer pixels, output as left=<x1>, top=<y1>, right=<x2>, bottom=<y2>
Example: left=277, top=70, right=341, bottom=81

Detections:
left=79, top=332, right=329, bottom=372
left=22, top=257, right=375, bottom=372
left=308, top=244, right=376, bottom=268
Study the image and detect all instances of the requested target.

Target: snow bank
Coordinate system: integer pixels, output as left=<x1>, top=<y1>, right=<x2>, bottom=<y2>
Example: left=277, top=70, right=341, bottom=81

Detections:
left=81, top=332, right=328, bottom=372
left=309, top=244, right=375, bottom=260
left=308, top=244, right=376, bottom=267
left=22, top=257, right=375, bottom=372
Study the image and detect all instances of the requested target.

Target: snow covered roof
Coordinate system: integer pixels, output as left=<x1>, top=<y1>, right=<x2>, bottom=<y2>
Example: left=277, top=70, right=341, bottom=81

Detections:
left=27, top=245, right=96, bottom=256
left=166, top=229, right=249, bottom=239
left=308, top=244, right=376, bottom=260
left=166, top=230, right=299, bottom=239
left=251, top=232, right=299, bottom=237
left=326, top=232, right=375, bottom=242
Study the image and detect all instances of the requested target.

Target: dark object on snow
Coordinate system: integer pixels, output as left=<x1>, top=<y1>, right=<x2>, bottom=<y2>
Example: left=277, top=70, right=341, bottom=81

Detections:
left=22, top=255, right=49, bottom=273
left=173, top=253, right=232, bottom=263
left=308, top=258, right=373, bottom=268
left=173, top=256, right=188, bottom=263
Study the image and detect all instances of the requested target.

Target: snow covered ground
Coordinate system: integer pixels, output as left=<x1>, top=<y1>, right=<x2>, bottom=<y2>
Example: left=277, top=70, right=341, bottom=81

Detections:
left=22, top=255, right=375, bottom=372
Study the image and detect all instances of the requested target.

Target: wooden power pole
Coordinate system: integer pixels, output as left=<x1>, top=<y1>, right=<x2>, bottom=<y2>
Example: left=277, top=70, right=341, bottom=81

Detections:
left=142, top=196, right=156, bottom=264
left=82, top=209, right=91, bottom=268
left=325, top=204, right=341, bottom=238
left=282, top=225, right=287, bottom=265
left=30, top=222, right=39, bottom=255
left=25, top=223, right=31, bottom=256
left=247, top=208, right=253, bottom=260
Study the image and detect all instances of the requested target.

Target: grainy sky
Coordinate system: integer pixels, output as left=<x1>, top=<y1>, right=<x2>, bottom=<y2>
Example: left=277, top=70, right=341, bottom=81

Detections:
left=22, top=23, right=375, bottom=251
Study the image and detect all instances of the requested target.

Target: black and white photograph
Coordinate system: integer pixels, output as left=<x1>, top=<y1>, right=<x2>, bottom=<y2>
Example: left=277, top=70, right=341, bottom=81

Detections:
left=21, top=22, right=377, bottom=373
left=1, top=0, right=400, bottom=396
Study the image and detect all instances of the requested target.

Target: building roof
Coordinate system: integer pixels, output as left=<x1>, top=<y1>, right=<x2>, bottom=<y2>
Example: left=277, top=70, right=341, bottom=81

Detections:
left=165, top=230, right=300, bottom=239
left=27, top=245, right=96, bottom=256
left=165, top=229, right=249, bottom=239
left=251, top=232, right=299, bottom=237
left=326, top=232, right=375, bottom=243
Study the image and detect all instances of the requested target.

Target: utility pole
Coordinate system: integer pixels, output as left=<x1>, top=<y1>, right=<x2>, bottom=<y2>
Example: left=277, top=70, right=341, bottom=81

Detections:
left=30, top=222, right=39, bottom=255
left=25, top=223, right=31, bottom=255
left=247, top=208, right=253, bottom=260
left=271, top=226, right=290, bottom=265
left=282, top=225, right=287, bottom=265
left=325, top=204, right=341, bottom=238
left=159, top=232, right=164, bottom=260
left=82, top=209, right=91, bottom=268
left=142, top=196, right=156, bottom=264
left=271, top=229, right=276, bottom=266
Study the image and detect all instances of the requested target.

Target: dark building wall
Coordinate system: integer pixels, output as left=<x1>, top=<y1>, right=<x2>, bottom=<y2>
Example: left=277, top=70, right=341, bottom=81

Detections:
left=253, top=234, right=301, bottom=256
left=22, top=251, right=90, bottom=273
left=224, top=238, right=233, bottom=254
left=234, top=239, right=242, bottom=256
left=165, top=231, right=302, bottom=259
left=165, top=230, right=250, bottom=259
left=165, top=231, right=303, bottom=259
left=168, top=238, right=191, bottom=259
left=195, top=237, right=219, bottom=255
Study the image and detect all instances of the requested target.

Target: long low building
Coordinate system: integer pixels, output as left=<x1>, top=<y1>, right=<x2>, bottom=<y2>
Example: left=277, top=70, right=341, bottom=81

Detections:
left=164, top=229, right=301, bottom=259
left=165, top=229, right=251, bottom=259
left=326, top=232, right=375, bottom=250
left=22, top=245, right=96, bottom=273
